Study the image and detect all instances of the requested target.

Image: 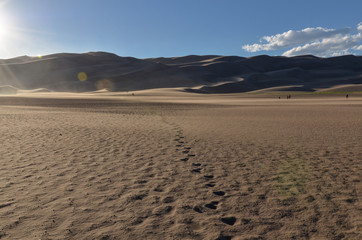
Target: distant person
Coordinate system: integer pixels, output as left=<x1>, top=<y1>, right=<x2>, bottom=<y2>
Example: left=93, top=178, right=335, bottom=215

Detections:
left=346, top=94, right=349, bottom=99
left=278, top=96, right=280, bottom=99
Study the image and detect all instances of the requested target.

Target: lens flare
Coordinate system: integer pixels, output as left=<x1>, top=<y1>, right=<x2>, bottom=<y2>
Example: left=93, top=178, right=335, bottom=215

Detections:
left=78, top=72, right=87, bottom=81
left=95, top=79, right=114, bottom=91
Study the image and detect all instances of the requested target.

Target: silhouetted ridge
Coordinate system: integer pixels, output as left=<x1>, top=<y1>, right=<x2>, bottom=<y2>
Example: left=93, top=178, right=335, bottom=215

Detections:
left=1, top=52, right=361, bottom=93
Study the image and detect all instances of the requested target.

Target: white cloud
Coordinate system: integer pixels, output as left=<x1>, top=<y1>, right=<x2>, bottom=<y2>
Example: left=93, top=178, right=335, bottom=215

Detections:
left=282, top=33, right=362, bottom=57
left=242, top=27, right=350, bottom=52
left=358, top=22, right=362, bottom=31
left=355, top=45, right=362, bottom=50
left=243, top=24, right=362, bottom=57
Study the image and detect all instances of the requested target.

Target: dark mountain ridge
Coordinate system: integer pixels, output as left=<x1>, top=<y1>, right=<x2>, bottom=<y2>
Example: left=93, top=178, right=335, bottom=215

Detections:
left=0, top=52, right=361, bottom=93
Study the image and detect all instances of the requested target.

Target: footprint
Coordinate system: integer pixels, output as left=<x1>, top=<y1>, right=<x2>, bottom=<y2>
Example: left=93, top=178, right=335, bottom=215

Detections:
left=184, top=147, right=191, bottom=150
left=241, top=218, right=251, bottom=224
left=182, top=150, right=190, bottom=154
left=305, top=195, right=315, bottom=202
left=192, top=163, right=201, bottom=167
left=258, top=194, right=266, bottom=200
left=174, top=139, right=180, bottom=141
left=205, top=183, right=216, bottom=187
left=193, top=206, right=203, bottom=213
left=221, top=217, right=236, bottom=225
left=131, top=217, right=146, bottom=225
left=135, top=180, right=148, bottom=184
left=213, top=191, right=225, bottom=196
left=162, top=196, right=175, bottom=203
left=191, top=168, right=202, bottom=173
left=176, top=144, right=182, bottom=147
left=153, top=205, right=174, bottom=216
left=204, top=174, right=214, bottom=179
left=205, top=201, right=219, bottom=209
left=216, top=234, right=232, bottom=240
left=130, top=194, right=147, bottom=201
left=180, top=158, right=189, bottom=162
left=154, top=186, right=164, bottom=192
left=188, top=154, right=196, bottom=157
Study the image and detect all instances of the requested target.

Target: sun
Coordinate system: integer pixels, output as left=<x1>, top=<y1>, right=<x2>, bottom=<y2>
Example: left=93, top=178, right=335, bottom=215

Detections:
left=0, top=13, right=12, bottom=50
left=0, top=8, right=52, bottom=58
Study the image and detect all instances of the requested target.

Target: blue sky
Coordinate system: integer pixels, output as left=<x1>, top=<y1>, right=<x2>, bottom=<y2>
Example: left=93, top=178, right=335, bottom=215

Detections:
left=0, top=0, right=361, bottom=59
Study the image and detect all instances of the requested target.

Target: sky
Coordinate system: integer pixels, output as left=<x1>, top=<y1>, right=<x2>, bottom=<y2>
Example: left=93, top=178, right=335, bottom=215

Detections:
left=0, top=0, right=361, bottom=59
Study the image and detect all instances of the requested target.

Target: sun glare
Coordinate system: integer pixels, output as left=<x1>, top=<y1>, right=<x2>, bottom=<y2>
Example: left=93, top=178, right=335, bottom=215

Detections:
left=0, top=9, right=54, bottom=59
left=0, top=16, right=8, bottom=44
left=0, top=19, right=4, bottom=35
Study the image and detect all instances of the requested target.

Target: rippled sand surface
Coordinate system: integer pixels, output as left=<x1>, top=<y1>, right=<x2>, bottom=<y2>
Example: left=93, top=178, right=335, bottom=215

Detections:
left=1, top=91, right=361, bottom=239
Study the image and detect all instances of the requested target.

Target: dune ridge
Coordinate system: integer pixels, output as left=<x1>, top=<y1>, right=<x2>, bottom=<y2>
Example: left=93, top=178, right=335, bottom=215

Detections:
left=1, top=52, right=362, bottom=93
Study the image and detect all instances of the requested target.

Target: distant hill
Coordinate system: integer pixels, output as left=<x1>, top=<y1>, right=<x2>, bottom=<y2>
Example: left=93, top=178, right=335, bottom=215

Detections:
left=1, top=52, right=361, bottom=93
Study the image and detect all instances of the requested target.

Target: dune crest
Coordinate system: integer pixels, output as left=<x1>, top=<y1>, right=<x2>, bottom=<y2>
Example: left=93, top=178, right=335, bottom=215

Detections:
left=1, top=52, right=362, bottom=93
left=0, top=85, right=18, bottom=94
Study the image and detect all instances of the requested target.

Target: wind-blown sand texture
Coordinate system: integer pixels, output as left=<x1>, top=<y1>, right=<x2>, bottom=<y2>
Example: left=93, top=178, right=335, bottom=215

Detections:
left=0, top=91, right=361, bottom=239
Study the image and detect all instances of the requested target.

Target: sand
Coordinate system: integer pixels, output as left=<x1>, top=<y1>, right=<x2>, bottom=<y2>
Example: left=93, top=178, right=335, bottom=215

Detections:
left=0, top=90, right=361, bottom=239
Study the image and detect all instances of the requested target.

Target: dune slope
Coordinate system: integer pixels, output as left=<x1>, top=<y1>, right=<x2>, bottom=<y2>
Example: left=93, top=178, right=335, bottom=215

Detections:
left=1, top=52, right=362, bottom=93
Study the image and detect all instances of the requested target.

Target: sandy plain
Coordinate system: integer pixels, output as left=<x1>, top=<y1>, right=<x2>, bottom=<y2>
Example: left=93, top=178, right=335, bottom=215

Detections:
left=0, top=90, right=361, bottom=239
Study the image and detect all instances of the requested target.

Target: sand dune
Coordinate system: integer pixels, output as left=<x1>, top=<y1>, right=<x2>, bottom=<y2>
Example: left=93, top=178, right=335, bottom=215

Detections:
left=145, top=55, right=221, bottom=65
left=0, top=85, right=18, bottom=94
left=0, top=91, right=361, bottom=239
left=1, top=52, right=362, bottom=93
left=17, top=88, right=53, bottom=93
left=317, top=84, right=362, bottom=92
left=249, top=85, right=314, bottom=93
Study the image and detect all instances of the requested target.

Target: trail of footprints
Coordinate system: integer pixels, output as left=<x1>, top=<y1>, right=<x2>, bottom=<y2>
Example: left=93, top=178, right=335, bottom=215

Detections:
left=170, top=122, right=236, bottom=239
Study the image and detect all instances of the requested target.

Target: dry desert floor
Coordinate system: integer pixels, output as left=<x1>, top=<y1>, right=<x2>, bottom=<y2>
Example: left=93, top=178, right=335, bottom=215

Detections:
left=0, top=90, right=361, bottom=239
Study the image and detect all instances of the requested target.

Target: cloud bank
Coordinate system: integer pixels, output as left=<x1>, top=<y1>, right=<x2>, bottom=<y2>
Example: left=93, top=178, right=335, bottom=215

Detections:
left=243, top=23, right=362, bottom=57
